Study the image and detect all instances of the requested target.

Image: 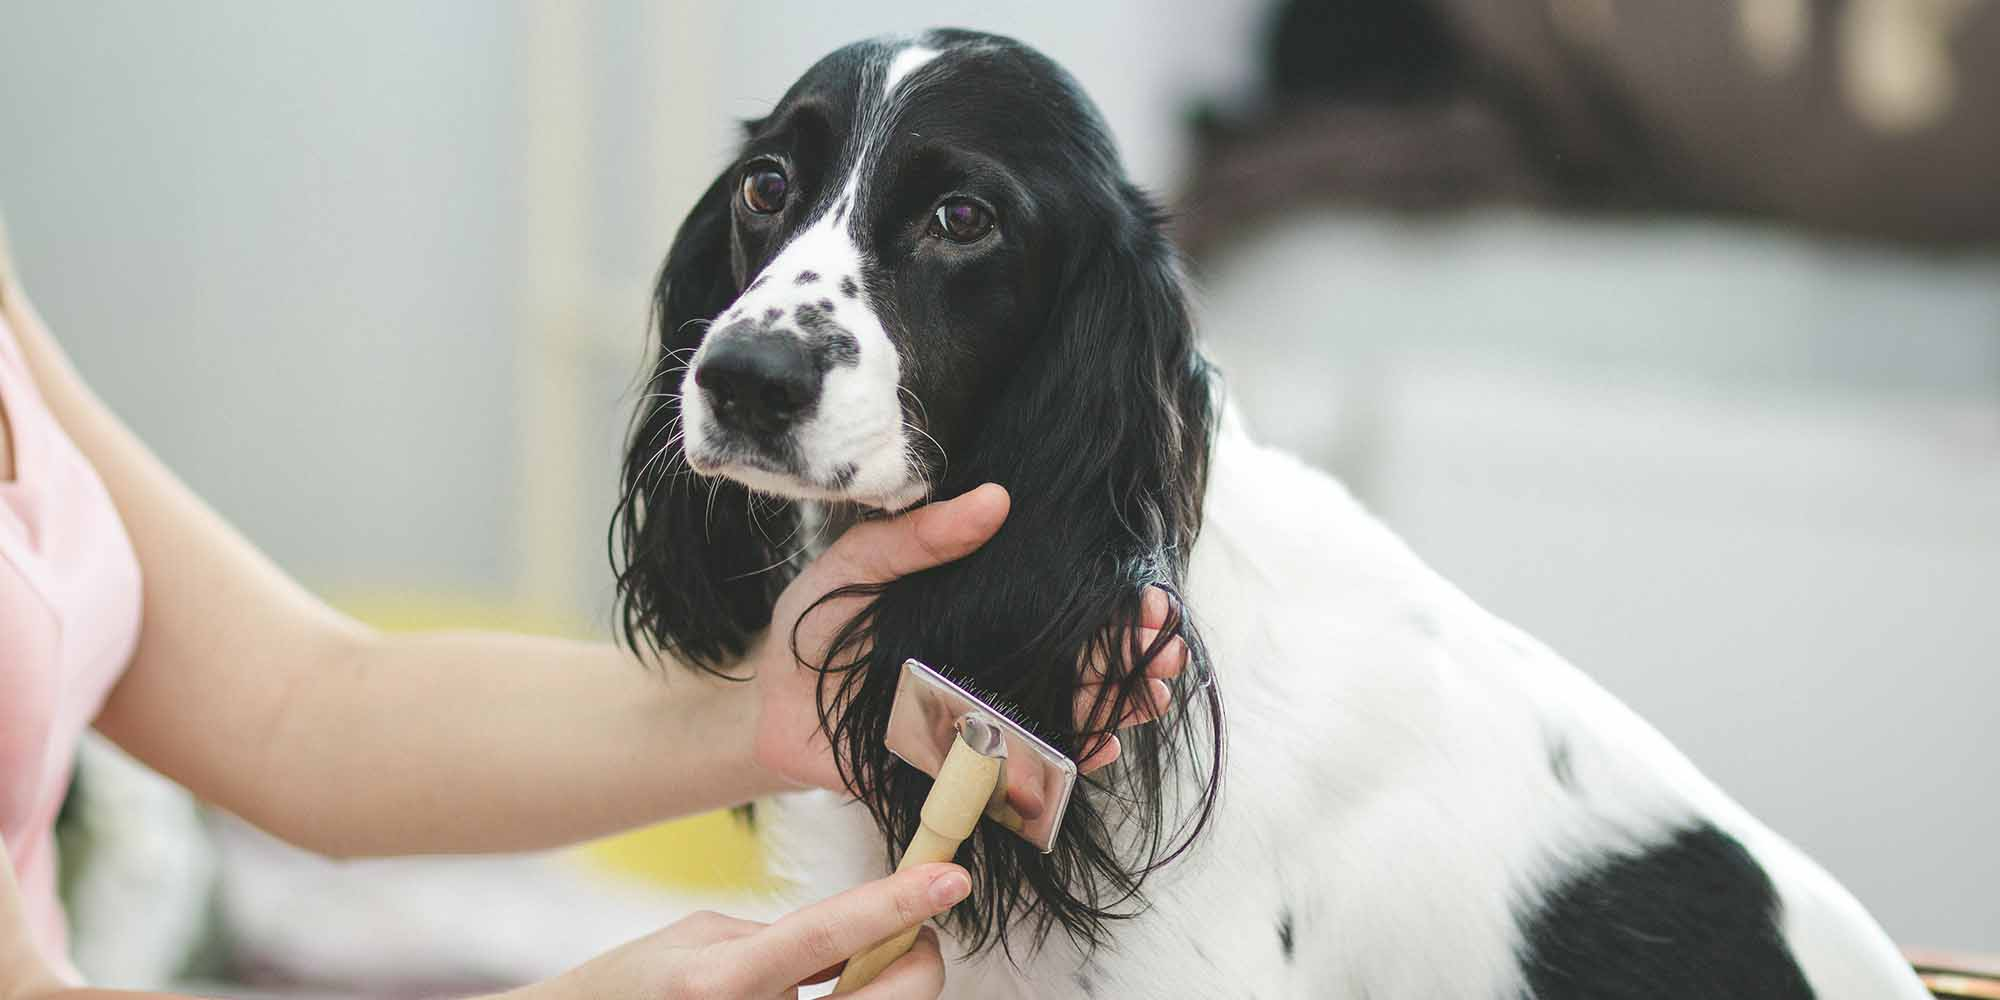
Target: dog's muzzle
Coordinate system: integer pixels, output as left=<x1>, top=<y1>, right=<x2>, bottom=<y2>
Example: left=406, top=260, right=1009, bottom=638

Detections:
left=693, top=322, right=823, bottom=440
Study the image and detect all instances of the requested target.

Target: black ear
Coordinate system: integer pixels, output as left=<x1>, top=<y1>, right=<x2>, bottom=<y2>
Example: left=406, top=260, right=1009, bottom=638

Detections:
left=817, top=184, right=1223, bottom=954
left=614, top=169, right=801, bottom=671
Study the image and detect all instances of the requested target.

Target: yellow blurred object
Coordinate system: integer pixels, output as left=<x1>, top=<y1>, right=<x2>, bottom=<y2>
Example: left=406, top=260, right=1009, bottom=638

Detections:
left=334, top=590, right=773, bottom=892
left=580, top=811, right=774, bottom=892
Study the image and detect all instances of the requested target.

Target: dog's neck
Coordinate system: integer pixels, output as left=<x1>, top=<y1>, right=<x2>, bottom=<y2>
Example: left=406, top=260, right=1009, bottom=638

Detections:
left=797, top=500, right=873, bottom=561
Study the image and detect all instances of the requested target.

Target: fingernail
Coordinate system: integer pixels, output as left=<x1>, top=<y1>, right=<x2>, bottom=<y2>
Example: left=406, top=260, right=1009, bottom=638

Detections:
left=1149, top=678, right=1174, bottom=713
left=929, top=868, right=972, bottom=909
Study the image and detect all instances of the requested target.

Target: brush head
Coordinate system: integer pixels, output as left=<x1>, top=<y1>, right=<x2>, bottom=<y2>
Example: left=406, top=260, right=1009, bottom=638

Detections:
left=884, top=658, right=1078, bottom=853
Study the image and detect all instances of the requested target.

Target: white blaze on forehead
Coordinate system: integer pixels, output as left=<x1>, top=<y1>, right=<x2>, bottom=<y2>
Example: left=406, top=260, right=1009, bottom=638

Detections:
left=882, top=45, right=941, bottom=97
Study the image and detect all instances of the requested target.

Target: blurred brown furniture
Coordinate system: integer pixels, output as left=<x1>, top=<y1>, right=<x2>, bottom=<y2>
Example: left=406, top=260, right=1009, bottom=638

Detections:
left=1181, top=0, right=2000, bottom=252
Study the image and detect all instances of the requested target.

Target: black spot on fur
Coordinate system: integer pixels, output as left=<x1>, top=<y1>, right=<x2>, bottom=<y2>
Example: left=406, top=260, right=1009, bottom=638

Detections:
left=839, top=275, right=859, bottom=298
left=827, top=463, right=859, bottom=491
left=1277, top=909, right=1295, bottom=962
left=1548, top=734, right=1578, bottom=793
left=819, top=297, right=836, bottom=311
left=1516, top=823, right=1816, bottom=999
left=763, top=307, right=783, bottom=323
left=796, top=269, right=820, bottom=284
left=821, top=331, right=860, bottom=368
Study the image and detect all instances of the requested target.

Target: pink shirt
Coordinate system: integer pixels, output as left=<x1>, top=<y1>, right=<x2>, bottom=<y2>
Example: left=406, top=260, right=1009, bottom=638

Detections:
left=0, top=308, right=143, bottom=981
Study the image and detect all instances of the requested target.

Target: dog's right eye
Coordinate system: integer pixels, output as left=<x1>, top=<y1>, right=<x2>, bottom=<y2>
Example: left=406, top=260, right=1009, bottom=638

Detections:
left=741, top=167, right=788, bottom=215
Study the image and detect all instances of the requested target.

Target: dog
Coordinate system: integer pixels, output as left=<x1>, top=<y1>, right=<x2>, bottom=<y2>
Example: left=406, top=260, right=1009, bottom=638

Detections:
left=613, top=29, right=1930, bottom=999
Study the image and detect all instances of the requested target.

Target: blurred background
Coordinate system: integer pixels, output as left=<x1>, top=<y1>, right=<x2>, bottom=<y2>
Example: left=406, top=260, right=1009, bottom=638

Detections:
left=1, top=0, right=1995, bottom=993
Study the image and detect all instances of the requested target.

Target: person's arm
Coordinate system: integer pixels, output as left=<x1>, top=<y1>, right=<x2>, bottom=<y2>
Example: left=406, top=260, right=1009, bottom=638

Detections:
left=0, top=282, right=790, bottom=854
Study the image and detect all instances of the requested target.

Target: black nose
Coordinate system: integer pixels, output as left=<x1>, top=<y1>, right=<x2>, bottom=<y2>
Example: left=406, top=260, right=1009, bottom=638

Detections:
left=694, top=330, right=822, bottom=436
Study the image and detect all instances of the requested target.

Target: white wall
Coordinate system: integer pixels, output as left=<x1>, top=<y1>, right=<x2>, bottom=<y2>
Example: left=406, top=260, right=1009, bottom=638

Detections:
left=1, top=0, right=524, bottom=599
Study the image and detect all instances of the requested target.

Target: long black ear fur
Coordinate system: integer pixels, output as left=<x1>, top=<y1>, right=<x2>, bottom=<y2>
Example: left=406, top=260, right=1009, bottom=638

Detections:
left=813, top=184, right=1223, bottom=956
left=613, top=170, right=802, bottom=671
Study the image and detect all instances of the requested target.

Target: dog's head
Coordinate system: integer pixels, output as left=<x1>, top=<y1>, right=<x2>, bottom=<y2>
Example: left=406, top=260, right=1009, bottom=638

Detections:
left=615, top=29, right=1221, bottom=954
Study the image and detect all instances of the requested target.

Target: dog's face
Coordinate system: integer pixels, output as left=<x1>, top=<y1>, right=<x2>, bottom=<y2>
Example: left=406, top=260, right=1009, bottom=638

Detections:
left=678, top=32, right=1090, bottom=510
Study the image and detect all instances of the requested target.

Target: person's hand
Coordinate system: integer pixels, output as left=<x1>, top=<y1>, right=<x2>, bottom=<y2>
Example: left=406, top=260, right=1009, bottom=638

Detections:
left=510, top=862, right=972, bottom=1000
left=749, top=483, right=1188, bottom=793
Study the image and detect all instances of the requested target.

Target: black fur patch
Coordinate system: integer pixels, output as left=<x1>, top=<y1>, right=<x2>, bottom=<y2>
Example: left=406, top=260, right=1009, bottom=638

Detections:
left=820, top=331, right=860, bottom=369
left=796, top=269, right=820, bottom=284
left=1516, top=823, right=1816, bottom=999
left=1277, top=908, right=1296, bottom=962
left=839, top=275, right=859, bottom=298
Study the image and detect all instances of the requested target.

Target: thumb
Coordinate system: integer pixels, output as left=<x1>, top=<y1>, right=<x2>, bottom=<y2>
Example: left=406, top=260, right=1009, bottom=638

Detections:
left=830, top=483, right=1009, bottom=584
left=726, top=863, right=972, bottom=993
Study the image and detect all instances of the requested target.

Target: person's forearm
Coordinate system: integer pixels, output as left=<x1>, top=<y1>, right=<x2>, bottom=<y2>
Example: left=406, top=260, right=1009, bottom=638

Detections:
left=4, top=247, right=787, bottom=859
left=246, top=629, right=793, bottom=856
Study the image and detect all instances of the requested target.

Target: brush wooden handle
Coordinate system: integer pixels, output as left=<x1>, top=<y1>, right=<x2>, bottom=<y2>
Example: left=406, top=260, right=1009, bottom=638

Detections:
left=832, top=728, right=1002, bottom=994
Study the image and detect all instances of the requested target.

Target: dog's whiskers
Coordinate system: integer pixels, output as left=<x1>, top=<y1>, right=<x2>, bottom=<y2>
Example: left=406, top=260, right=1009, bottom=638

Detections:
left=901, top=419, right=948, bottom=482
left=726, top=497, right=834, bottom=582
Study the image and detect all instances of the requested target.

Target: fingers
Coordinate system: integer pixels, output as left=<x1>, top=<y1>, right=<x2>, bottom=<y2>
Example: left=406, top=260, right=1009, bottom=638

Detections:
left=1076, top=733, right=1122, bottom=773
left=1141, top=585, right=1171, bottom=630
left=849, top=926, right=948, bottom=999
left=1083, top=629, right=1188, bottom=682
left=1069, top=586, right=1185, bottom=777
left=829, top=483, right=1010, bottom=584
left=725, top=863, right=971, bottom=994
left=1074, top=676, right=1173, bottom=733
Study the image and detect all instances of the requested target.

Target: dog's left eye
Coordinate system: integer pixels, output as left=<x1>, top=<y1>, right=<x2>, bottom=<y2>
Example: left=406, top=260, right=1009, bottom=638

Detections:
left=742, top=167, right=788, bottom=215
left=930, top=198, right=995, bottom=243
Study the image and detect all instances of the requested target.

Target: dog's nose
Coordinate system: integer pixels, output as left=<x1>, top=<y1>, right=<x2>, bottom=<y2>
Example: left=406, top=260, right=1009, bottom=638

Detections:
left=694, top=330, right=821, bottom=436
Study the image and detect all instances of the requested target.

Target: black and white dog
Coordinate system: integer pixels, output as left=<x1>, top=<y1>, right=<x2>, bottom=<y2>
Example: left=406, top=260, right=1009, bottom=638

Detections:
left=614, top=29, right=1929, bottom=999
